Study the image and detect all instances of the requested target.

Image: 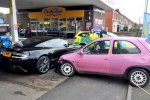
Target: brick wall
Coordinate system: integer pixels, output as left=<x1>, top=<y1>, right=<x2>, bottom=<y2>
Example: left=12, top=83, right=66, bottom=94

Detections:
left=105, top=10, right=113, bottom=32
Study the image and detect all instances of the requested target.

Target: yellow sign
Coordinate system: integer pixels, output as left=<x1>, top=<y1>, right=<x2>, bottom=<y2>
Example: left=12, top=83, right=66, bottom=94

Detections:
left=9, top=0, right=13, bottom=15
left=42, top=7, right=65, bottom=16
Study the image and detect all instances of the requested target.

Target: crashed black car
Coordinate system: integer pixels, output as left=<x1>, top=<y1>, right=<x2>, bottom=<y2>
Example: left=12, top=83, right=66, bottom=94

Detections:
left=2, top=37, right=79, bottom=74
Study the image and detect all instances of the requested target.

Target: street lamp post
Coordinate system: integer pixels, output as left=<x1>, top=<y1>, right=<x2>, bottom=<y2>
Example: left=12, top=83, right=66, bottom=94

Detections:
left=9, top=0, right=18, bottom=42
left=145, top=0, right=148, bottom=13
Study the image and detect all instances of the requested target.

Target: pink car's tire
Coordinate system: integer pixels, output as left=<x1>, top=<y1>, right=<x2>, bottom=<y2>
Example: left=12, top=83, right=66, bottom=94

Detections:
left=60, top=62, right=75, bottom=77
left=129, top=68, right=149, bottom=87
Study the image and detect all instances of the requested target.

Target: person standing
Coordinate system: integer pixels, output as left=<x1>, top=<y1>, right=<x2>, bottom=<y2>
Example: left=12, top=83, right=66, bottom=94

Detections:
left=100, top=28, right=107, bottom=38
left=89, top=29, right=99, bottom=41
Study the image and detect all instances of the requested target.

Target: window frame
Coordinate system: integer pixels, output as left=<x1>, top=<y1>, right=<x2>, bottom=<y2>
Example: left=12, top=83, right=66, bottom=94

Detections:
left=112, top=40, right=141, bottom=54
left=83, top=40, right=110, bottom=55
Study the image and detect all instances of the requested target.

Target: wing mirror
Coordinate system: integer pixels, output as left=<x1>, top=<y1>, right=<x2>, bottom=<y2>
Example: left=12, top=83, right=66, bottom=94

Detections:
left=68, top=42, right=72, bottom=45
left=78, top=50, right=83, bottom=55
left=64, top=42, right=73, bottom=47
left=64, top=44, right=69, bottom=47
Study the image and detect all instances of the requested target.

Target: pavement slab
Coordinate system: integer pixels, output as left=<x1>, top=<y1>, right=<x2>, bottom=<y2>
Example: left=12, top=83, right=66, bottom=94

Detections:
left=0, top=69, right=67, bottom=100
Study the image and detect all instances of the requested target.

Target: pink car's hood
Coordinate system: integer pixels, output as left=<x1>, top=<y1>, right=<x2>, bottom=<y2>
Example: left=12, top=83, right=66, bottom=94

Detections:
left=59, top=51, right=78, bottom=62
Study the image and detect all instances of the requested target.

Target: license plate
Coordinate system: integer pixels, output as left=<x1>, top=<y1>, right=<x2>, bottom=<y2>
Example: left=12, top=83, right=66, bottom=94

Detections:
left=2, top=51, right=12, bottom=57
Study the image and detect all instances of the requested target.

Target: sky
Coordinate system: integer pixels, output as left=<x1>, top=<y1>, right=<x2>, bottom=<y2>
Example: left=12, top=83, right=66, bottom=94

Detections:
left=109, top=0, right=150, bottom=24
left=0, top=0, right=150, bottom=23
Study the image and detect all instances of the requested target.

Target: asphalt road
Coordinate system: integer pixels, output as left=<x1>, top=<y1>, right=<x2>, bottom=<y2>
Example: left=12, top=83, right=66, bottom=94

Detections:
left=38, top=74, right=128, bottom=100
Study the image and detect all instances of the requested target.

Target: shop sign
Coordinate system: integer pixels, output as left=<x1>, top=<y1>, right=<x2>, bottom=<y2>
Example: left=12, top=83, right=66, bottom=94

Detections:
left=42, top=7, right=65, bottom=16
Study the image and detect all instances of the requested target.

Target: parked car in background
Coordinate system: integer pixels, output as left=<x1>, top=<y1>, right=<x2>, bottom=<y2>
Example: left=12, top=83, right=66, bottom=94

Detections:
left=74, top=31, right=118, bottom=45
left=2, top=37, right=80, bottom=74
left=74, top=31, right=90, bottom=45
left=59, top=37, right=150, bottom=87
left=46, top=30, right=65, bottom=38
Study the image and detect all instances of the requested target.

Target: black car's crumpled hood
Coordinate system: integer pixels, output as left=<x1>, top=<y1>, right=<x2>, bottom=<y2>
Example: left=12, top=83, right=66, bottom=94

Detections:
left=5, top=47, right=51, bottom=53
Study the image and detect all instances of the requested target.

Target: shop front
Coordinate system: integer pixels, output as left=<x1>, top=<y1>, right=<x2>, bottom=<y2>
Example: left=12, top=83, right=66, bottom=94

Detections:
left=28, top=6, right=105, bottom=38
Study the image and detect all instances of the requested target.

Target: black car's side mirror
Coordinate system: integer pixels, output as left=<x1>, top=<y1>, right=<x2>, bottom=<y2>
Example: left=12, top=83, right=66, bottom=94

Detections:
left=63, top=44, right=69, bottom=47
left=68, top=42, right=72, bottom=45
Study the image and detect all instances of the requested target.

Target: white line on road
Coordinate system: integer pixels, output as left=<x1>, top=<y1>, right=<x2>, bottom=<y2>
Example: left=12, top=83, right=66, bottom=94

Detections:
left=127, top=84, right=132, bottom=100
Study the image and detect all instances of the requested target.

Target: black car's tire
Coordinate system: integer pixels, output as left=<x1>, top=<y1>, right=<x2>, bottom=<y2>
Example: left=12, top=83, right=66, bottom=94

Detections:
left=129, top=68, right=149, bottom=87
left=35, top=56, right=50, bottom=74
left=60, top=62, right=75, bottom=77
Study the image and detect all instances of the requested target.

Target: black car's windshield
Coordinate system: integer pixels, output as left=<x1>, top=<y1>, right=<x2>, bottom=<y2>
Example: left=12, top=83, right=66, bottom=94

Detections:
left=13, top=38, right=43, bottom=48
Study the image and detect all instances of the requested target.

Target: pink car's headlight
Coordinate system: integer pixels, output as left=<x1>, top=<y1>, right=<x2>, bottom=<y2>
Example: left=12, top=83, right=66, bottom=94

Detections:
left=58, top=57, right=64, bottom=63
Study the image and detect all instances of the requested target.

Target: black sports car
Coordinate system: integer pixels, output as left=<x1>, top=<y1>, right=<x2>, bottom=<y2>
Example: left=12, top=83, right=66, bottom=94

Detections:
left=2, top=37, right=79, bottom=74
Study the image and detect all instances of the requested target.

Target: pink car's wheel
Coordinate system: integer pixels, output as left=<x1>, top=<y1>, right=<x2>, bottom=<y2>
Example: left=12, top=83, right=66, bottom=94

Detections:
left=129, top=69, right=149, bottom=87
left=60, top=62, right=75, bottom=77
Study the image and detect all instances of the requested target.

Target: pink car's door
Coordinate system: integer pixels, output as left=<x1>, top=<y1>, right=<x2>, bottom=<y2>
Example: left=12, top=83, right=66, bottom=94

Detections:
left=110, top=40, right=142, bottom=75
left=75, top=40, right=111, bottom=73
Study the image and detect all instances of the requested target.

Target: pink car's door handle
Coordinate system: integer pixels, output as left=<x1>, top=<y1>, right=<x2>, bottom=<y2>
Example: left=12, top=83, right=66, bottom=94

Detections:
left=104, top=58, right=109, bottom=60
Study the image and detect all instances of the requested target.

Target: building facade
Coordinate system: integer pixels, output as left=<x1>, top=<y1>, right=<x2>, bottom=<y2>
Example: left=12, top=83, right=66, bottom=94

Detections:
left=7, top=5, right=105, bottom=37
left=105, top=9, right=134, bottom=32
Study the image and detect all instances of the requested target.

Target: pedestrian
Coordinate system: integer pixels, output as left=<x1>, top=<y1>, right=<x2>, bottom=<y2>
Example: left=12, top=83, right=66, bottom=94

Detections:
left=89, top=29, right=99, bottom=41
left=25, top=27, right=32, bottom=38
left=100, top=28, right=107, bottom=38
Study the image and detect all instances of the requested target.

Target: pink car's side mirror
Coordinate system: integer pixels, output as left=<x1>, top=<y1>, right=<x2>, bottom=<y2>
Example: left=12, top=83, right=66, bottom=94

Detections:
left=79, top=50, right=83, bottom=55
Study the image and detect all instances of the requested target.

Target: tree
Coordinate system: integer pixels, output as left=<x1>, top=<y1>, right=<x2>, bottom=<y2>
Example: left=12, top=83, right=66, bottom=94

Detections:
left=123, top=26, right=128, bottom=31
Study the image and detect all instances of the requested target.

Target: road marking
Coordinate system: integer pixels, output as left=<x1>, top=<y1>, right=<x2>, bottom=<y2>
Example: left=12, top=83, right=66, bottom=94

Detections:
left=127, top=84, right=132, bottom=100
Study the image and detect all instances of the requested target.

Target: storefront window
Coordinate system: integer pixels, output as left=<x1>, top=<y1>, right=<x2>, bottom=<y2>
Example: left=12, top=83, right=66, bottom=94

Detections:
left=76, top=18, right=84, bottom=30
left=30, top=19, right=38, bottom=31
left=50, top=18, right=58, bottom=31
left=30, top=17, right=84, bottom=35
left=44, top=18, right=50, bottom=31
left=30, top=22, right=37, bottom=30
left=66, top=18, right=75, bottom=31
left=37, top=22, right=43, bottom=31
left=59, top=18, right=67, bottom=31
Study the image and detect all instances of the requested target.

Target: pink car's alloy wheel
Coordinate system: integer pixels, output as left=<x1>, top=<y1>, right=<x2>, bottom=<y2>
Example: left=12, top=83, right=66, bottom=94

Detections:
left=129, top=69, right=149, bottom=87
left=60, top=62, right=75, bottom=76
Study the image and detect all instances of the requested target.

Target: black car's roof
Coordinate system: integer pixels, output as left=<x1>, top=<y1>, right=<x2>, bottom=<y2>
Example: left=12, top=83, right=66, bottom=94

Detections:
left=14, top=36, right=60, bottom=48
left=30, top=36, right=57, bottom=41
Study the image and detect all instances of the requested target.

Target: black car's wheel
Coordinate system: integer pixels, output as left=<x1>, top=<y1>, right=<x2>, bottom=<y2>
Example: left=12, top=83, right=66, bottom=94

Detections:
left=60, top=62, right=75, bottom=77
left=129, top=68, right=149, bottom=87
left=35, top=56, right=50, bottom=74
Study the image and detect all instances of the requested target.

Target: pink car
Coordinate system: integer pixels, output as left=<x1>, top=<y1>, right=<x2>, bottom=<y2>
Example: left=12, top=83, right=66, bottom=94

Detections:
left=59, top=37, right=150, bottom=87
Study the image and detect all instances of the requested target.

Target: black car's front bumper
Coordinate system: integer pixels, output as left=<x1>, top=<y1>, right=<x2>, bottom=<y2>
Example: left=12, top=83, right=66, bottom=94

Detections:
left=2, top=57, right=37, bottom=71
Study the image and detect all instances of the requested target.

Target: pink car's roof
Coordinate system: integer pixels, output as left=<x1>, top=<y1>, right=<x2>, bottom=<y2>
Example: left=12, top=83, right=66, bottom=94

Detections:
left=93, top=37, right=146, bottom=42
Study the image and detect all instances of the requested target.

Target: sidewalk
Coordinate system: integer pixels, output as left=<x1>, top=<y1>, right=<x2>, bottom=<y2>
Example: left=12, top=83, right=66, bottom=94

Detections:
left=0, top=70, right=67, bottom=100
left=131, top=83, right=150, bottom=100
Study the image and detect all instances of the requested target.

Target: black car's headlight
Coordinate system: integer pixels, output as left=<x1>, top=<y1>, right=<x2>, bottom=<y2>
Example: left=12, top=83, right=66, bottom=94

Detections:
left=12, top=52, right=29, bottom=59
